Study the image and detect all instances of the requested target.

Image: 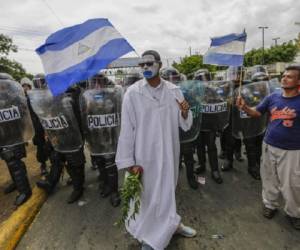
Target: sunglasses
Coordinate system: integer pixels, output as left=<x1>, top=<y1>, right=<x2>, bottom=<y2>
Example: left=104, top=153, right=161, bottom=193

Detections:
left=139, top=62, right=154, bottom=67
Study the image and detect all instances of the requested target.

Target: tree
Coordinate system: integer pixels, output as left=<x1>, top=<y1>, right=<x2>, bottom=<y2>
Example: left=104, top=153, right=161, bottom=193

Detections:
left=172, top=55, right=219, bottom=78
left=244, top=39, right=299, bottom=66
left=0, top=33, right=32, bottom=81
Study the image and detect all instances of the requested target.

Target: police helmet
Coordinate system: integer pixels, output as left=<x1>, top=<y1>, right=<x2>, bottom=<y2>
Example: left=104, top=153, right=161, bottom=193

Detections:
left=124, top=73, right=142, bottom=86
left=251, top=72, right=269, bottom=82
left=33, top=73, right=46, bottom=89
left=20, top=77, right=33, bottom=89
left=227, top=66, right=244, bottom=81
left=160, top=67, right=181, bottom=83
left=89, top=73, right=113, bottom=88
left=0, top=72, right=14, bottom=80
left=193, top=69, right=211, bottom=81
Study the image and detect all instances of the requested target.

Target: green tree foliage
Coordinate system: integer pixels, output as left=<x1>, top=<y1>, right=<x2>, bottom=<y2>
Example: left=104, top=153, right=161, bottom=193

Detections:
left=244, top=39, right=299, bottom=66
left=172, top=55, right=226, bottom=78
left=0, top=33, right=32, bottom=81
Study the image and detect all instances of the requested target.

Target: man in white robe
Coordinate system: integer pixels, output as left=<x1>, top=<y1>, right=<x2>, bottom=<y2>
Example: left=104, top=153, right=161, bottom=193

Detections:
left=116, top=50, right=196, bottom=250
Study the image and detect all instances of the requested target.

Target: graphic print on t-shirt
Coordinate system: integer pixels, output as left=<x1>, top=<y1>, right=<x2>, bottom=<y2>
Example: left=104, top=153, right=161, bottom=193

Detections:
left=270, top=107, right=296, bottom=127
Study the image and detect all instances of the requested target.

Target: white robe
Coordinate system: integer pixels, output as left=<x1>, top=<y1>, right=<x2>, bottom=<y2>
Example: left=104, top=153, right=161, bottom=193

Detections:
left=116, top=78, right=192, bottom=250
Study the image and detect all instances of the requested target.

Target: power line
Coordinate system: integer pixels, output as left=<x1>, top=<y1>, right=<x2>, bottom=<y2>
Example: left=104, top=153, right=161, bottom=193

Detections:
left=0, top=26, right=48, bottom=36
left=41, top=0, right=64, bottom=27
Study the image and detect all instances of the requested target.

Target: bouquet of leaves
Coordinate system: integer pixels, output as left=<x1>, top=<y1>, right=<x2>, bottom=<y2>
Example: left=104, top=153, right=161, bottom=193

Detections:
left=116, top=167, right=143, bottom=227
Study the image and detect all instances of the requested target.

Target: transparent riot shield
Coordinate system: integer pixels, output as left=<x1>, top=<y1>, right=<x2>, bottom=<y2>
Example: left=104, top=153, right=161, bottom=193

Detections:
left=200, top=81, right=233, bottom=131
left=177, top=80, right=204, bottom=143
left=269, top=78, right=282, bottom=94
left=80, top=85, right=122, bottom=155
left=28, top=89, right=83, bottom=153
left=232, top=81, right=269, bottom=139
left=0, top=78, right=33, bottom=147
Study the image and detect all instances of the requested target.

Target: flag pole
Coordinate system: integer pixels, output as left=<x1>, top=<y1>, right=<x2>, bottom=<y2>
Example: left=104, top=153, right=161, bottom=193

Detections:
left=238, top=66, right=243, bottom=96
left=238, top=28, right=246, bottom=97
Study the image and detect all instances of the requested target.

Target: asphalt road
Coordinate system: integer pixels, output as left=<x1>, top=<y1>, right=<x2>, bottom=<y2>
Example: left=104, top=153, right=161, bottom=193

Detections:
left=17, top=150, right=300, bottom=250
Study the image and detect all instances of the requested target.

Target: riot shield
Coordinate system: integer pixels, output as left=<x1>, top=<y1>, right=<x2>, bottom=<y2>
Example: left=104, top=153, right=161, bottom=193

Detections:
left=177, top=80, right=204, bottom=143
left=200, top=81, right=233, bottom=131
left=80, top=85, right=122, bottom=155
left=0, top=78, right=33, bottom=147
left=269, top=78, right=282, bottom=94
left=28, top=89, right=83, bottom=153
left=232, top=81, right=269, bottom=139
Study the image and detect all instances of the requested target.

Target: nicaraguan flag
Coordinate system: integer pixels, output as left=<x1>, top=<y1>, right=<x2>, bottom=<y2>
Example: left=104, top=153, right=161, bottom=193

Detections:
left=36, top=18, right=135, bottom=96
left=203, top=31, right=247, bottom=66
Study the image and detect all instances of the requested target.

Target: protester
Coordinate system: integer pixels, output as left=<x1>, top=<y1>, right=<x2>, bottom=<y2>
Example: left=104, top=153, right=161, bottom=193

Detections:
left=236, top=65, right=300, bottom=230
left=116, top=50, right=196, bottom=250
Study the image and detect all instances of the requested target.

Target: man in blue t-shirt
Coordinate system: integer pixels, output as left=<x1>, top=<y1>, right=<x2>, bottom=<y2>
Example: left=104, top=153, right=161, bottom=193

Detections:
left=236, top=65, right=300, bottom=230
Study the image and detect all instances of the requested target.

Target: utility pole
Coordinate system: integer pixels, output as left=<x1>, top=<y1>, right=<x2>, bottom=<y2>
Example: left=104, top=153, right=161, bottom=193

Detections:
left=272, top=37, right=280, bottom=46
left=258, top=26, right=268, bottom=65
left=189, top=46, right=192, bottom=56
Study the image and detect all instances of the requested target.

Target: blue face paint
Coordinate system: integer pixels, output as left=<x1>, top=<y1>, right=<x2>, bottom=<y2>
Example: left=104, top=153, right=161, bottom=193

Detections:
left=143, top=70, right=154, bottom=79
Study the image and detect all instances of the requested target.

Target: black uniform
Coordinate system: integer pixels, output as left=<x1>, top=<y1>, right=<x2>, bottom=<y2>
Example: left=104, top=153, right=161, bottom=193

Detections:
left=36, top=86, right=85, bottom=203
left=0, top=73, right=32, bottom=206
left=27, top=96, right=50, bottom=175
left=221, top=81, right=263, bottom=180
left=83, top=75, right=121, bottom=207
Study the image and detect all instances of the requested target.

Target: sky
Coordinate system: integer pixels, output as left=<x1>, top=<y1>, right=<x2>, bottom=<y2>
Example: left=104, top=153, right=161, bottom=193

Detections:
left=1, top=0, right=300, bottom=74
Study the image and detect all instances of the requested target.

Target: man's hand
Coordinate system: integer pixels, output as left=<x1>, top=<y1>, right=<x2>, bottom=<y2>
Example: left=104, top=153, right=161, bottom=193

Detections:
left=236, top=96, right=246, bottom=110
left=128, top=165, right=143, bottom=175
left=177, top=99, right=190, bottom=119
left=236, top=95, right=262, bottom=118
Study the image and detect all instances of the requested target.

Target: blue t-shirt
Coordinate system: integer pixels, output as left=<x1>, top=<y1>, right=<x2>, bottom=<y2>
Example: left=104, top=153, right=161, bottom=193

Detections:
left=256, top=92, right=300, bottom=150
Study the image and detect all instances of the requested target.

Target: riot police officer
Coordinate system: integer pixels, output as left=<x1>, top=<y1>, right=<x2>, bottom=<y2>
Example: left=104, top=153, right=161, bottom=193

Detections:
left=21, top=76, right=49, bottom=176
left=81, top=73, right=121, bottom=206
left=222, top=66, right=267, bottom=180
left=194, top=69, right=223, bottom=184
left=241, top=70, right=269, bottom=179
left=33, top=76, right=85, bottom=203
left=160, top=67, right=199, bottom=189
left=0, top=73, right=32, bottom=206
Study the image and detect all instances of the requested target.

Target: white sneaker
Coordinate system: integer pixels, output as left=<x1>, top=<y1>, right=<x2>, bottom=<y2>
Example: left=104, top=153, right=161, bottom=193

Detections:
left=141, top=242, right=154, bottom=250
left=176, top=223, right=197, bottom=238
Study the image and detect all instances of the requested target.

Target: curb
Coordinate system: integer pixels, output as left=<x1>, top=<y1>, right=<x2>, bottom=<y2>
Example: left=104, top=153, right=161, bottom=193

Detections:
left=0, top=187, right=47, bottom=250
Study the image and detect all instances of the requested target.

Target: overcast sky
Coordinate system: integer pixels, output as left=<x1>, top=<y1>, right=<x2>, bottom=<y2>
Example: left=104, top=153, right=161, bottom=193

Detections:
left=1, top=0, right=300, bottom=74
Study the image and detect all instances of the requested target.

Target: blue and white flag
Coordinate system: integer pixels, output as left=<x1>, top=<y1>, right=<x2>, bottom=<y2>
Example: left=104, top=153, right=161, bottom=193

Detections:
left=36, top=18, right=135, bottom=96
left=203, top=31, right=247, bottom=66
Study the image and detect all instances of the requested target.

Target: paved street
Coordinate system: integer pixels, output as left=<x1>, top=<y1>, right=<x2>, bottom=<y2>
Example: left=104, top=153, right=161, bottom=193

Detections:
left=17, top=149, right=300, bottom=250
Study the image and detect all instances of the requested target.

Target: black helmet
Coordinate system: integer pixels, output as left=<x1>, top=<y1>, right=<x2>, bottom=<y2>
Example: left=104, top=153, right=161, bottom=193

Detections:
left=251, top=72, right=269, bottom=82
left=89, top=73, right=113, bottom=88
left=160, top=67, right=181, bottom=83
left=33, top=73, right=46, bottom=89
left=124, top=73, right=142, bottom=86
left=227, top=66, right=244, bottom=81
left=193, top=69, right=211, bottom=81
left=0, top=72, right=14, bottom=80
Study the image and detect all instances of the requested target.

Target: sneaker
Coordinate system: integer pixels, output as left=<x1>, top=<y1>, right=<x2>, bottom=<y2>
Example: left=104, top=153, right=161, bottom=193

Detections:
left=141, top=243, right=154, bottom=250
left=234, top=151, right=244, bottom=162
left=67, top=189, right=83, bottom=204
left=211, top=171, right=223, bottom=184
left=195, top=165, right=206, bottom=174
left=262, top=205, right=277, bottom=219
left=176, top=223, right=197, bottom=238
left=286, top=215, right=300, bottom=230
left=110, top=191, right=121, bottom=207
left=14, top=191, right=32, bottom=206
left=221, top=160, right=233, bottom=172
left=40, top=163, right=48, bottom=176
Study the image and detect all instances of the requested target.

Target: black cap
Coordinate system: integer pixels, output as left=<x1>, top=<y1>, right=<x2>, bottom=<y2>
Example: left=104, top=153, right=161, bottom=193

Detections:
left=141, top=50, right=161, bottom=63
